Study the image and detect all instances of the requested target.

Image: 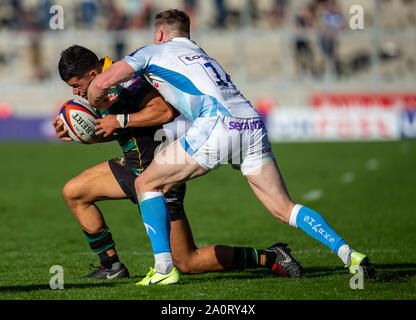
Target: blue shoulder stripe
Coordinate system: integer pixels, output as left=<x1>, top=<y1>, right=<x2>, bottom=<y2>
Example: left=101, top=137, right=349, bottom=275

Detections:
left=145, top=65, right=204, bottom=96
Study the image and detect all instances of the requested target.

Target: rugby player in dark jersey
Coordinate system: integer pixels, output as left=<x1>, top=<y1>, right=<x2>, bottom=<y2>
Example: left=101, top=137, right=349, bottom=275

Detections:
left=52, top=45, right=303, bottom=281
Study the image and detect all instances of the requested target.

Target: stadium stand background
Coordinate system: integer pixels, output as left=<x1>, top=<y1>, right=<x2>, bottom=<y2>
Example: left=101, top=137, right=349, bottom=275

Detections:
left=0, top=0, right=415, bottom=140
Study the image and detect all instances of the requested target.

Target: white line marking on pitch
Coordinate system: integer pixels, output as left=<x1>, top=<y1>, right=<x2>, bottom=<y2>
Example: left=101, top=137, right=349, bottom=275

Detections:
left=301, top=189, right=323, bottom=202
left=399, top=143, right=409, bottom=155
left=366, top=158, right=379, bottom=171
left=340, top=172, right=355, bottom=184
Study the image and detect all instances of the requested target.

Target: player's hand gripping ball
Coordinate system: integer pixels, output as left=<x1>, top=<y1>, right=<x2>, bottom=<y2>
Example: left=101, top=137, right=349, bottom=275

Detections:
left=59, top=99, right=100, bottom=144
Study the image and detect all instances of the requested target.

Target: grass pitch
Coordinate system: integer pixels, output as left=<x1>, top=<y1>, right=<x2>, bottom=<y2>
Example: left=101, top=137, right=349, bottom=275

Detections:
left=0, top=140, right=415, bottom=300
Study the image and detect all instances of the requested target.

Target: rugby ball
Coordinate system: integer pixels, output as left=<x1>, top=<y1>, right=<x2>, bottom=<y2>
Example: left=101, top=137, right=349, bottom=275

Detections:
left=59, top=99, right=100, bottom=144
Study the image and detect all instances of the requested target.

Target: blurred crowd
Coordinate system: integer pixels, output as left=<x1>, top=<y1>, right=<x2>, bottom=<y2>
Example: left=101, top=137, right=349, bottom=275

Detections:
left=0, top=0, right=154, bottom=31
left=0, top=0, right=412, bottom=82
left=293, top=0, right=345, bottom=78
left=0, top=0, right=345, bottom=32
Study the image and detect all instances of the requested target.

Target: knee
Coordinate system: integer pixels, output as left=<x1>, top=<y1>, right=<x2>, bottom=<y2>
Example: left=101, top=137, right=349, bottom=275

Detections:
left=135, top=175, right=160, bottom=195
left=172, top=251, right=200, bottom=274
left=62, top=178, right=85, bottom=204
left=173, top=257, right=195, bottom=275
left=134, top=176, right=147, bottom=195
left=173, top=260, right=191, bottom=274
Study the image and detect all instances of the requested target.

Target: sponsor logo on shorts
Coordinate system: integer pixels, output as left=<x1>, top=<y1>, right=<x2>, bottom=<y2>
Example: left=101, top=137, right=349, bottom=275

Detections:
left=228, top=120, right=265, bottom=131
left=115, top=156, right=126, bottom=166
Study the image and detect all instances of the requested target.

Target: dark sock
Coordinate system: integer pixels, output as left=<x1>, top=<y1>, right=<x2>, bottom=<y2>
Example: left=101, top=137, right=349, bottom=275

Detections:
left=83, top=227, right=119, bottom=269
left=231, top=247, right=261, bottom=270
left=98, top=251, right=120, bottom=269
left=262, top=250, right=278, bottom=269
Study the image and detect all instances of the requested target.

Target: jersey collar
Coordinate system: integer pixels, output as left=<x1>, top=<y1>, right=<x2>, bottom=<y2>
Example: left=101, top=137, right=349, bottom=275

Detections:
left=168, top=37, right=198, bottom=47
left=100, top=56, right=114, bottom=72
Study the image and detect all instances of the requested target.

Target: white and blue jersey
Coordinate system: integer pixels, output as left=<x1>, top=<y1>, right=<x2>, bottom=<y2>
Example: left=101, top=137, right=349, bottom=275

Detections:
left=123, top=37, right=260, bottom=122
left=123, top=37, right=274, bottom=174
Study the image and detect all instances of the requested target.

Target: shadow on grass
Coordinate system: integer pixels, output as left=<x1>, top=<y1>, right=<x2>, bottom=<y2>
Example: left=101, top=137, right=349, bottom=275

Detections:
left=371, top=263, right=416, bottom=282
left=175, top=269, right=274, bottom=284
left=2, top=264, right=415, bottom=292
left=303, top=263, right=416, bottom=281
left=303, top=265, right=345, bottom=278
left=0, top=280, right=131, bottom=293
left=177, top=262, right=416, bottom=284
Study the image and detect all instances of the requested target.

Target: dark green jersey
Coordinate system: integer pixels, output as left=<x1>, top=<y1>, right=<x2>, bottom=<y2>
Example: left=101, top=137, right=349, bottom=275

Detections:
left=97, top=57, right=163, bottom=174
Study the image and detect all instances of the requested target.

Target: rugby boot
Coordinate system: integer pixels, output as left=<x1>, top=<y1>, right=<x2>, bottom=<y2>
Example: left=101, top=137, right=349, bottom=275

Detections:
left=136, top=267, right=180, bottom=286
left=348, top=251, right=376, bottom=279
left=266, top=242, right=304, bottom=278
left=79, top=262, right=130, bottom=280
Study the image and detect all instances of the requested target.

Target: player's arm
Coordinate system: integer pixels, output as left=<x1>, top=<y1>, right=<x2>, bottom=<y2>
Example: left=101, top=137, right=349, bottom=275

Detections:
left=87, top=60, right=136, bottom=110
left=94, top=90, right=177, bottom=138
left=128, top=90, right=178, bottom=127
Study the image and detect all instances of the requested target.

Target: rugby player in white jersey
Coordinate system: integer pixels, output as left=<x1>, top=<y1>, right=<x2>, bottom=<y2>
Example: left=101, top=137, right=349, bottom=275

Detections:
left=54, top=45, right=302, bottom=282
left=87, top=9, right=375, bottom=285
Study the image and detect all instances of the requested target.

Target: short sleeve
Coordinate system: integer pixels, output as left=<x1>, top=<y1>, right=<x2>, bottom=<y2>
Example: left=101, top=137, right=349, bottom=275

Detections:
left=123, top=45, right=153, bottom=76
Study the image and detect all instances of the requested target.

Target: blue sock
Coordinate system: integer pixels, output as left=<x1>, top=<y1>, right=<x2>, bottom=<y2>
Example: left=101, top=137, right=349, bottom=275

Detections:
left=138, top=192, right=171, bottom=255
left=290, top=204, right=347, bottom=254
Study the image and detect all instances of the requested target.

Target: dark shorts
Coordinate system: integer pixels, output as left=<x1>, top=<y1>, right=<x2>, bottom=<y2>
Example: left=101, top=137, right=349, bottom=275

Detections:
left=108, top=156, right=187, bottom=221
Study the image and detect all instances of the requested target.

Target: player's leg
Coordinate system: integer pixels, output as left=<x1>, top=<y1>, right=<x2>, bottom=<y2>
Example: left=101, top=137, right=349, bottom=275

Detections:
left=135, top=140, right=303, bottom=283
left=62, top=160, right=129, bottom=278
left=169, top=211, right=234, bottom=273
left=166, top=185, right=301, bottom=276
left=62, top=160, right=127, bottom=234
left=170, top=217, right=300, bottom=276
left=165, top=185, right=246, bottom=274
left=137, top=139, right=209, bottom=194
left=245, top=159, right=375, bottom=277
left=134, top=139, right=210, bottom=285
left=170, top=218, right=264, bottom=274
left=134, top=117, right=303, bottom=284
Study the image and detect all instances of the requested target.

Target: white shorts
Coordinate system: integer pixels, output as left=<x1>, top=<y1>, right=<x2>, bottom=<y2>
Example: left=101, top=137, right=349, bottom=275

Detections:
left=179, top=116, right=275, bottom=175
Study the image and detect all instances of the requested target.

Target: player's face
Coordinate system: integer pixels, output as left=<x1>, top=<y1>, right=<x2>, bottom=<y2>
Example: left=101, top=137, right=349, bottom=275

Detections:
left=66, top=74, right=94, bottom=99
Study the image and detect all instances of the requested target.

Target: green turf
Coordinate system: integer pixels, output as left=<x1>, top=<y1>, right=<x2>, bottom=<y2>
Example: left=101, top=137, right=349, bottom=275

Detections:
left=0, top=140, right=415, bottom=300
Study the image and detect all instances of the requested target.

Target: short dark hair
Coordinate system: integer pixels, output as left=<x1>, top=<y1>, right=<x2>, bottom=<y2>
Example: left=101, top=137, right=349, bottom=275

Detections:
left=155, top=9, right=190, bottom=38
left=58, top=45, right=101, bottom=81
